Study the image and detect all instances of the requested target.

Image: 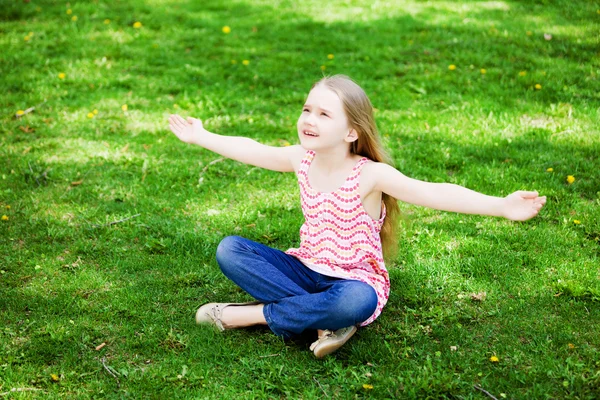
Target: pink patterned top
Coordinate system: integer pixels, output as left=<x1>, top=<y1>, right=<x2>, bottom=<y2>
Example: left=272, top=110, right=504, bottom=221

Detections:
left=286, top=150, right=389, bottom=325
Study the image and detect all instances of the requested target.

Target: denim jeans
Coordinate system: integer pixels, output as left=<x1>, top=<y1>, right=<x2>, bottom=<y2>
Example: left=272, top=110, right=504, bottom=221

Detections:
left=215, top=236, right=378, bottom=339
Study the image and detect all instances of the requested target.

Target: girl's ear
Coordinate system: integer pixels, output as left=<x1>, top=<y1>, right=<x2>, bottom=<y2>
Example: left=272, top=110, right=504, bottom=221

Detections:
left=345, top=128, right=359, bottom=143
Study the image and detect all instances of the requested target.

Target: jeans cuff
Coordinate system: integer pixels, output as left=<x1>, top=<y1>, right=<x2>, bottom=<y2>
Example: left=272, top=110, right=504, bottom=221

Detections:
left=263, top=303, right=291, bottom=339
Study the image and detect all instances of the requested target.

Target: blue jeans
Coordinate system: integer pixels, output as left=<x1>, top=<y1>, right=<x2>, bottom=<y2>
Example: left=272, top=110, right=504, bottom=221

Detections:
left=215, top=236, right=378, bottom=339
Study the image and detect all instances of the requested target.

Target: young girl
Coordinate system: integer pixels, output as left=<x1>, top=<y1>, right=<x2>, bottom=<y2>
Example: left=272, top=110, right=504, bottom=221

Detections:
left=168, top=75, right=546, bottom=358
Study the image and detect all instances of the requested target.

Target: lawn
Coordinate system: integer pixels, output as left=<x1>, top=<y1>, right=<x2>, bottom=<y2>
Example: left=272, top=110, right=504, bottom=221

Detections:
left=1, top=0, right=599, bottom=398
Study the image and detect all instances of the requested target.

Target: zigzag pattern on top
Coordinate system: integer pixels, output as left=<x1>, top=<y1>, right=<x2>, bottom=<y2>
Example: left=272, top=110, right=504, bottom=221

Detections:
left=286, top=150, right=390, bottom=327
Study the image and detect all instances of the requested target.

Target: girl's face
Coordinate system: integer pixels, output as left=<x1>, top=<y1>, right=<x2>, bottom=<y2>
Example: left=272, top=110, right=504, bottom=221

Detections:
left=297, top=84, right=357, bottom=151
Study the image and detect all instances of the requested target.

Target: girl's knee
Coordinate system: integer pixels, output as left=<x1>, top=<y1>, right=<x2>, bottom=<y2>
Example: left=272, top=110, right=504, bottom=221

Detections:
left=215, top=235, right=245, bottom=271
left=336, top=282, right=378, bottom=323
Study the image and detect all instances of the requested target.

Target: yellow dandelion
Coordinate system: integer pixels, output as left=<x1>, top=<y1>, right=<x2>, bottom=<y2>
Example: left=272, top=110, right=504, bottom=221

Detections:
left=16, top=110, right=25, bottom=116
left=480, top=69, right=487, bottom=74
left=173, top=104, right=179, bottom=109
left=87, top=112, right=94, bottom=119
left=121, top=104, right=128, bottom=111
left=535, top=84, right=542, bottom=90
left=519, top=71, right=527, bottom=77
left=320, top=65, right=326, bottom=71
left=568, top=343, right=575, bottom=349
left=573, top=220, right=581, bottom=225
left=222, top=26, right=231, bottom=34
left=133, top=21, right=142, bottom=29
left=66, top=9, right=72, bottom=15
left=566, top=175, right=575, bottom=184
left=448, top=64, right=456, bottom=71
left=24, top=35, right=31, bottom=41
left=490, top=355, right=499, bottom=363
left=1, top=215, right=8, bottom=221
left=71, top=16, right=78, bottom=22
left=327, top=54, right=334, bottom=60
left=93, top=109, right=98, bottom=115
left=58, top=72, right=66, bottom=79
left=362, top=384, right=374, bottom=390
left=242, top=60, right=250, bottom=66
left=546, top=167, right=553, bottom=172
left=5, top=205, right=10, bottom=209
left=50, top=374, right=60, bottom=382
left=231, top=59, right=237, bottom=64
left=104, top=19, right=110, bottom=24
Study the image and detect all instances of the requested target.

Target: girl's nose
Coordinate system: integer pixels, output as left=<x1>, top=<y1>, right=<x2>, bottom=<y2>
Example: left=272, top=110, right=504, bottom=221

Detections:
left=304, top=113, right=316, bottom=125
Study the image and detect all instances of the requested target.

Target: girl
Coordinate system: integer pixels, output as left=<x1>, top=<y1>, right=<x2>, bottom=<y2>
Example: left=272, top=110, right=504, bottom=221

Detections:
left=168, top=75, right=546, bottom=358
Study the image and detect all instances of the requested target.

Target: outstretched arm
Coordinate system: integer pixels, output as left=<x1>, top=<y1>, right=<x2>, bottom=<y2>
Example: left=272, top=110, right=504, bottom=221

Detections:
left=168, top=114, right=302, bottom=172
left=372, top=163, right=546, bottom=221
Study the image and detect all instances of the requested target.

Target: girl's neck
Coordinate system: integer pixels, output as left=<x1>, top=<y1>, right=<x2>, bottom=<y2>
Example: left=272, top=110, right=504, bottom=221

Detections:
left=311, top=147, right=356, bottom=174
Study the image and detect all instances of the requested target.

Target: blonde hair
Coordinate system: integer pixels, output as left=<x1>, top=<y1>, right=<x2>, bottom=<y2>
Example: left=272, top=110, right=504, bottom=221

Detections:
left=314, top=75, right=400, bottom=261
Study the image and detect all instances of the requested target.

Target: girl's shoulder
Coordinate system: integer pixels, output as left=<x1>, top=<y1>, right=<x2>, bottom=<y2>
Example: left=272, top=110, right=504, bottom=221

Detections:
left=360, top=161, right=399, bottom=192
left=287, top=145, right=310, bottom=173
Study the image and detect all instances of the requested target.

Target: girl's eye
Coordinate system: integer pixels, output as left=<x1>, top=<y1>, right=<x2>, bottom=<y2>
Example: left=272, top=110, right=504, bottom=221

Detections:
left=302, top=108, right=309, bottom=113
left=321, top=113, right=329, bottom=117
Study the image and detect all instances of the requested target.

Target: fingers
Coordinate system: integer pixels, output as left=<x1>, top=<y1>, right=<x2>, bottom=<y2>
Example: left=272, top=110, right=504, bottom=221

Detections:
left=168, top=114, right=192, bottom=136
left=517, top=190, right=539, bottom=199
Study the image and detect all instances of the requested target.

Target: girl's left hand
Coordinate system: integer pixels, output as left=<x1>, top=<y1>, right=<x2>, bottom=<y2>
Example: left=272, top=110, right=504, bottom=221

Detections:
left=503, top=191, right=547, bottom=221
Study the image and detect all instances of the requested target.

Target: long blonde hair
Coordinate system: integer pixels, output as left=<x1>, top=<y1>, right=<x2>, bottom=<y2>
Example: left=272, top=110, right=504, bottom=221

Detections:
left=314, top=75, right=400, bottom=261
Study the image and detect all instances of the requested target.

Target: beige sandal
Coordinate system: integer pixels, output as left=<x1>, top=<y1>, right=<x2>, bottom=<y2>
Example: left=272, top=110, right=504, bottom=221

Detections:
left=195, top=301, right=260, bottom=331
left=310, top=326, right=357, bottom=358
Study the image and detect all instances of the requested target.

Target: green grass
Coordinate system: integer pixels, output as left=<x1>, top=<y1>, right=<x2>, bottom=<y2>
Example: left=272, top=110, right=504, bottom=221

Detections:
left=1, top=0, right=599, bottom=398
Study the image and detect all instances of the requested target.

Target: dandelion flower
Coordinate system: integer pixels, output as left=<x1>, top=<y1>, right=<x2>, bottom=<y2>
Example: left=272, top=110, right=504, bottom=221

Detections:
left=133, top=21, right=142, bottom=28
left=327, top=54, right=334, bottom=60
left=573, top=220, right=581, bottom=225
left=242, top=60, right=250, bottom=66
left=71, top=16, right=78, bottom=22
left=480, top=69, right=486, bottom=74
left=50, top=374, right=59, bottom=382
left=87, top=112, right=94, bottom=119
left=58, top=72, right=66, bottom=79
left=222, top=26, right=231, bottom=34
left=16, top=110, right=25, bottom=116
left=320, top=65, right=326, bottom=71
left=93, top=109, right=98, bottom=115
left=121, top=104, right=128, bottom=111
left=535, top=84, right=542, bottom=90
left=568, top=343, right=575, bottom=349
left=104, top=19, right=110, bottom=24
left=448, top=64, right=456, bottom=71
left=24, top=35, right=31, bottom=41
left=66, top=9, right=72, bottom=14
left=490, top=355, right=499, bottom=363
left=1, top=215, right=8, bottom=221
left=546, top=167, right=553, bottom=172
left=362, top=384, right=373, bottom=390
left=231, top=60, right=237, bottom=64
left=5, top=205, right=10, bottom=209
left=519, top=71, right=527, bottom=77
left=567, top=175, right=575, bottom=184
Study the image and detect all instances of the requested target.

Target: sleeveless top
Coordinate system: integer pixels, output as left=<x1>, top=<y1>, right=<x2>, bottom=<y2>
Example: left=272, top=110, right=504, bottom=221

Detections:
left=286, top=150, right=389, bottom=325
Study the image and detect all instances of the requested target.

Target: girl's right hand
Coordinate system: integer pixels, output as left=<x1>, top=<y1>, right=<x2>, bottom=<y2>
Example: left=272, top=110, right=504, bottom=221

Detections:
left=168, top=114, right=206, bottom=145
